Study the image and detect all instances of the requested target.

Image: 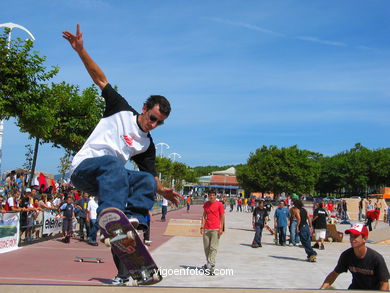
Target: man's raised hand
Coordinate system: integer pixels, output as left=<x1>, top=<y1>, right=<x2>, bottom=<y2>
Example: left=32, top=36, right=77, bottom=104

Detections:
left=62, top=24, right=83, bottom=52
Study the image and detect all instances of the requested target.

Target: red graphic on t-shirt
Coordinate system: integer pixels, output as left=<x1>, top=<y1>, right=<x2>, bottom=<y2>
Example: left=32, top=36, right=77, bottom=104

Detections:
left=122, top=135, right=134, bottom=146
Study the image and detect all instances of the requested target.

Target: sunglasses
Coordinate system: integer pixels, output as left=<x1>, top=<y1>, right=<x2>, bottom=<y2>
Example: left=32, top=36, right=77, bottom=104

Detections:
left=149, top=114, right=164, bottom=126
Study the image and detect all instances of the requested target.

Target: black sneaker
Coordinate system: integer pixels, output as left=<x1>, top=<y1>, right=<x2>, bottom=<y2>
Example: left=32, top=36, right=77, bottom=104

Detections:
left=312, top=243, right=319, bottom=249
left=251, top=243, right=259, bottom=248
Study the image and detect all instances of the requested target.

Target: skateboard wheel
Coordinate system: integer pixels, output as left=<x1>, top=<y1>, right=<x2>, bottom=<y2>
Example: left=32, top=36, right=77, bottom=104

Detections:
left=132, top=279, right=138, bottom=286
left=78, top=259, right=83, bottom=262
left=104, top=238, right=111, bottom=247
left=127, top=231, right=135, bottom=240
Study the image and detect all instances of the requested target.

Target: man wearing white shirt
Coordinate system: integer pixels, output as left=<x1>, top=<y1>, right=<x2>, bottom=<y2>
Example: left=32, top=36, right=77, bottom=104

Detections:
left=87, top=195, right=99, bottom=246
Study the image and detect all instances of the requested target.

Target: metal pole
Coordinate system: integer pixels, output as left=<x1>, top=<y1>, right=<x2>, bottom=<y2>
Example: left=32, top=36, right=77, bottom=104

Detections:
left=156, top=142, right=170, bottom=157
left=0, top=23, right=35, bottom=179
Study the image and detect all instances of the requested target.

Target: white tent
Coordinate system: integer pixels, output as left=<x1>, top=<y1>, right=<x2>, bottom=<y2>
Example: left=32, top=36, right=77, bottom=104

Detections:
left=212, top=167, right=236, bottom=176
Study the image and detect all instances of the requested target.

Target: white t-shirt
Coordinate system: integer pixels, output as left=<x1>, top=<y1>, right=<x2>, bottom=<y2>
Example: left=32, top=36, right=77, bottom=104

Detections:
left=7, top=197, right=16, bottom=208
left=87, top=197, right=98, bottom=220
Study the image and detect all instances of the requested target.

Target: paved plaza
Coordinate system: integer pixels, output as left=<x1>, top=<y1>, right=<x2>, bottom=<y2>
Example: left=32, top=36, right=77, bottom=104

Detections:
left=153, top=205, right=390, bottom=290
left=0, top=204, right=389, bottom=292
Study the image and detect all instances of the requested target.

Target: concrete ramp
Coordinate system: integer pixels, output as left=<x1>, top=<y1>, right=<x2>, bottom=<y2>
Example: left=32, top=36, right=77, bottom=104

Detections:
left=367, top=227, right=390, bottom=244
left=344, top=198, right=388, bottom=221
left=163, top=219, right=201, bottom=237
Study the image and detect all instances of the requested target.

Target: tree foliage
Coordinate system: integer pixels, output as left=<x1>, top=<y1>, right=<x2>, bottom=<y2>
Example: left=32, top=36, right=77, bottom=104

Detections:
left=316, top=143, right=390, bottom=196
left=156, top=157, right=198, bottom=191
left=237, top=145, right=321, bottom=195
left=0, top=30, right=104, bottom=153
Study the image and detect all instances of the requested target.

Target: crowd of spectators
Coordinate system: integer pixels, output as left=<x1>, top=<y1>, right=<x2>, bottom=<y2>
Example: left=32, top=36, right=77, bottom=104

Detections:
left=0, top=170, right=98, bottom=245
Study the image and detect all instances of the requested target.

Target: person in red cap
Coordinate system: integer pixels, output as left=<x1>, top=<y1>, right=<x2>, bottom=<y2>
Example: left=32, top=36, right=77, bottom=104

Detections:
left=320, top=223, right=389, bottom=290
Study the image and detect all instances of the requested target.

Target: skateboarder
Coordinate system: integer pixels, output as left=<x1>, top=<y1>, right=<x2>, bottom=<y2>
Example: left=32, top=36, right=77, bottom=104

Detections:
left=63, top=24, right=182, bottom=285
left=320, top=224, right=389, bottom=290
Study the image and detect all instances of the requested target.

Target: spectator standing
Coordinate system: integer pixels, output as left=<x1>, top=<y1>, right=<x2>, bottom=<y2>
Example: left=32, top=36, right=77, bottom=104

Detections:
left=366, top=199, right=374, bottom=218
left=87, top=195, right=99, bottom=246
left=5, top=189, right=23, bottom=212
left=374, top=199, right=382, bottom=229
left=186, top=196, right=192, bottom=213
left=312, top=202, right=328, bottom=250
left=201, top=191, right=225, bottom=275
left=274, top=200, right=290, bottom=246
left=229, top=197, right=235, bottom=212
left=289, top=202, right=300, bottom=246
left=75, top=192, right=90, bottom=241
left=161, top=198, right=168, bottom=222
left=60, top=196, right=75, bottom=243
left=236, top=197, right=242, bottom=212
left=320, top=224, right=389, bottom=290
left=294, top=200, right=317, bottom=262
left=251, top=200, right=268, bottom=248
left=32, top=198, right=44, bottom=240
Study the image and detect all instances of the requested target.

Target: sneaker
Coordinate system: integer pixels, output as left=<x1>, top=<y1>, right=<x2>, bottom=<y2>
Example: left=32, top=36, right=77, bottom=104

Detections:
left=251, top=243, right=259, bottom=248
left=111, top=276, right=129, bottom=286
left=320, top=244, right=325, bottom=250
left=144, top=240, right=152, bottom=246
left=312, top=243, right=319, bottom=249
left=307, top=255, right=317, bottom=262
left=259, top=243, right=262, bottom=247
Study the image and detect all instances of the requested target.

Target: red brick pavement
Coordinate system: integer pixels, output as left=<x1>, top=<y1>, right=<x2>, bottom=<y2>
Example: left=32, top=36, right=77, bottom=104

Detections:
left=0, top=205, right=204, bottom=285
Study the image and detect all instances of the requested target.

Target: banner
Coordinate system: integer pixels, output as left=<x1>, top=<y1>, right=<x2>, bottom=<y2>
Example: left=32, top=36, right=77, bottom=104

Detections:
left=42, top=210, right=63, bottom=234
left=0, top=213, right=20, bottom=253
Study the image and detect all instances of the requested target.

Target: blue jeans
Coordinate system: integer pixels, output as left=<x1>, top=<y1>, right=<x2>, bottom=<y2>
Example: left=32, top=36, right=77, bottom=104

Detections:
left=299, top=224, right=317, bottom=257
left=88, top=219, right=98, bottom=243
left=253, top=224, right=264, bottom=245
left=71, top=155, right=157, bottom=229
left=290, top=219, right=300, bottom=245
left=277, top=226, right=287, bottom=245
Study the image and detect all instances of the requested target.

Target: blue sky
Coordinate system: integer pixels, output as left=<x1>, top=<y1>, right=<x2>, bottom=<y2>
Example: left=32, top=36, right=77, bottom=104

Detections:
left=1, top=0, right=390, bottom=175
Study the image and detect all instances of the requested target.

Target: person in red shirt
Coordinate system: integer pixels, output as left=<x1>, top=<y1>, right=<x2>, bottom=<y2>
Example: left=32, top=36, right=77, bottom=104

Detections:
left=200, top=191, right=225, bottom=275
left=327, top=201, right=334, bottom=214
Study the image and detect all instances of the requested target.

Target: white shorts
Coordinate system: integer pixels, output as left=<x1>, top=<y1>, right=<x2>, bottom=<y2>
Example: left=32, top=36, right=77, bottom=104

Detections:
left=315, top=229, right=326, bottom=240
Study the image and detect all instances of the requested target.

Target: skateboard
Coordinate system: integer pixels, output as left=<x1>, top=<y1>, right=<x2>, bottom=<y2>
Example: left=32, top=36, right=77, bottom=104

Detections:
left=98, top=208, right=162, bottom=286
left=75, top=256, right=104, bottom=263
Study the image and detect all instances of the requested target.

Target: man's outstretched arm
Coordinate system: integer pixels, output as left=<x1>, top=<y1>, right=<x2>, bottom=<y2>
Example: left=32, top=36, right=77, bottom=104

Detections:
left=62, top=24, right=108, bottom=90
left=320, top=271, right=339, bottom=289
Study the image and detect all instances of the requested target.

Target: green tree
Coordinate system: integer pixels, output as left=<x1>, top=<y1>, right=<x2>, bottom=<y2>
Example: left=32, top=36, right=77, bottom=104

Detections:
left=237, top=145, right=321, bottom=195
left=23, top=144, right=34, bottom=170
left=1, top=29, right=104, bottom=183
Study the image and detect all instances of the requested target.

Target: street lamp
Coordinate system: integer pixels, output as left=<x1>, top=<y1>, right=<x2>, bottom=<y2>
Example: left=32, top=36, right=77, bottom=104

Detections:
left=0, top=23, right=35, bottom=179
left=169, top=152, right=182, bottom=162
left=155, top=142, right=170, bottom=157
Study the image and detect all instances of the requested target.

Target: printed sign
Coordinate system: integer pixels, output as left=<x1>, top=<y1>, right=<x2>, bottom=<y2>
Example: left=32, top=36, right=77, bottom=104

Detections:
left=42, top=210, right=63, bottom=234
left=0, top=213, right=20, bottom=253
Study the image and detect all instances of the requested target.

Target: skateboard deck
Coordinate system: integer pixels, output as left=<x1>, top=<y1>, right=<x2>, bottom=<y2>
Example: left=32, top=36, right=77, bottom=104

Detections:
left=98, top=207, right=162, bottom=286
left=75, top=256, right=104, bottom=263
